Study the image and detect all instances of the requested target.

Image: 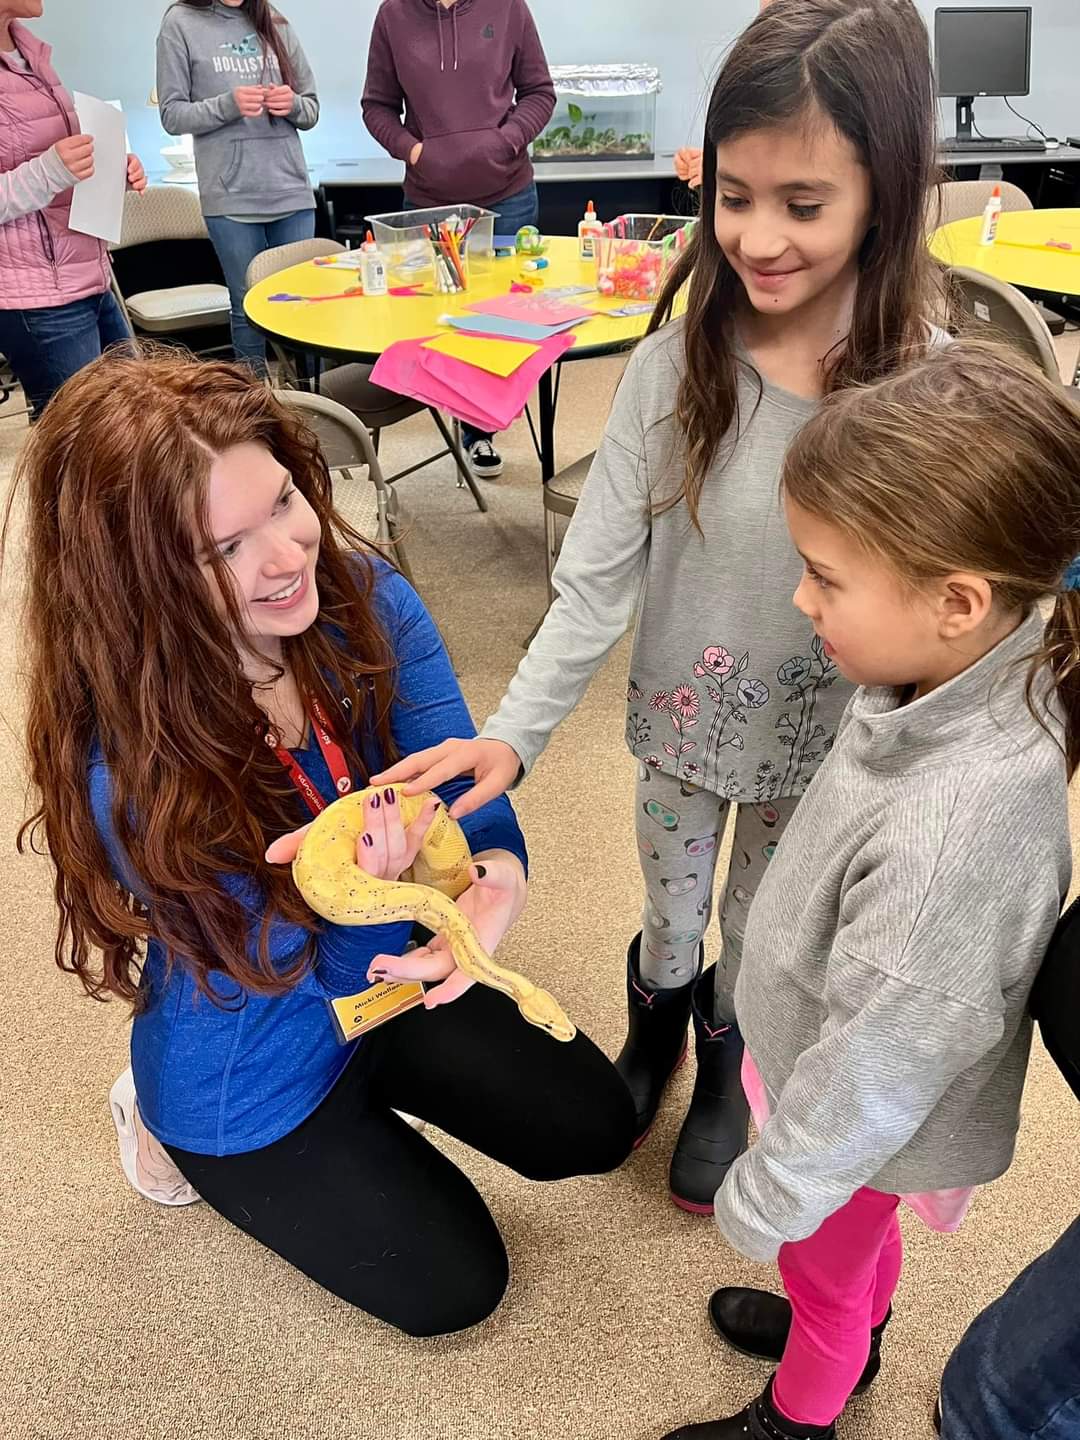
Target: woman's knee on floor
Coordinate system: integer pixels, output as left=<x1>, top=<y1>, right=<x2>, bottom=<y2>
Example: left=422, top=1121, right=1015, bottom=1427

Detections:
left=513, top=1056, right=637, bottom=1183
left=360, top=1230, right=510, bottom=1339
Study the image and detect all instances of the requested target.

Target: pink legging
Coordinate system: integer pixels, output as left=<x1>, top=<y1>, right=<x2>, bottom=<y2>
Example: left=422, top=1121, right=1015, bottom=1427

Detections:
left=773, top=1187, right=903, bottom=1428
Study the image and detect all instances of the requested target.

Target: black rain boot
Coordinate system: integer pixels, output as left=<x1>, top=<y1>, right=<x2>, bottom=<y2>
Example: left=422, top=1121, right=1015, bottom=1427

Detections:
left=659, top=1378, right=837, bottom=1440
left=668, top=966, right=750, bottom=1214
left=709, top=1287, right=893, bottom=1397
left=614, top=934, right=697, bottom=1144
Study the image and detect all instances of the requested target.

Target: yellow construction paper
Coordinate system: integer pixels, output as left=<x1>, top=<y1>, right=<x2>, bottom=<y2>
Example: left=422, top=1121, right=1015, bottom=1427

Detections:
left=422, top=331, right=541, bottom=376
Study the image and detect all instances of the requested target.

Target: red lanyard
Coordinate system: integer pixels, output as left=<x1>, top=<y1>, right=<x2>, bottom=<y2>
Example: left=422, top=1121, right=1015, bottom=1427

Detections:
left=267, top=693, right=352, bottom=817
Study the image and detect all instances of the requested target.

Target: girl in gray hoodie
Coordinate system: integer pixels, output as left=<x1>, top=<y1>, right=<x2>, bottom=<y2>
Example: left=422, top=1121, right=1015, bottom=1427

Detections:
left=156, top=0, right=319, bottom=373
left=665, top=344, right=1079, bottom=1440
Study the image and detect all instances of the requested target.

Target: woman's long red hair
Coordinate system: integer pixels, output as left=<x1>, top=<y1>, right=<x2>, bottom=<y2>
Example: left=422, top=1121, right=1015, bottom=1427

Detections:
left=8, top=349, right=398, bottom=1006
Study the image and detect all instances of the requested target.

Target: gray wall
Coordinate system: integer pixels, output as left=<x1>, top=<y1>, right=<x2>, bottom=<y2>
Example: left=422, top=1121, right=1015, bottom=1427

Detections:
left=31, top=1, right=1080, bottom=172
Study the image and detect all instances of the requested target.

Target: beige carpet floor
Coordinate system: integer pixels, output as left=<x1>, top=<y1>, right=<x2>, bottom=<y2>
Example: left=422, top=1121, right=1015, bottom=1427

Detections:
left=2, top=337, right=1079, bottom=1440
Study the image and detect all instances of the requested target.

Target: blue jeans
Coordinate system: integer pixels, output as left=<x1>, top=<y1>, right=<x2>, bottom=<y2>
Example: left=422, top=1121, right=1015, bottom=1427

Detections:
left=487, top=180, right=539, bottom=237
left=405, top=182, right=538, bottom=447
left=205, top=209, right=316, bottom=373
left=0, top=289, right=130, bottom=419
left=940, top=1212, right=1080, bottom=1438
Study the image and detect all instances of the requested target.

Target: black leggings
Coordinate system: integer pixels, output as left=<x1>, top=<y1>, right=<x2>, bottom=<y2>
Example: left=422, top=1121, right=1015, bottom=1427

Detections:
left=167, top=986, right=636, bottom=1337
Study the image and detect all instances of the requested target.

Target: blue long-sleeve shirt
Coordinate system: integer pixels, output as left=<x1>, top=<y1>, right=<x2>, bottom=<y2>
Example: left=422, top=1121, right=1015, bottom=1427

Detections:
left=89, top=564, right=526, bottom=1156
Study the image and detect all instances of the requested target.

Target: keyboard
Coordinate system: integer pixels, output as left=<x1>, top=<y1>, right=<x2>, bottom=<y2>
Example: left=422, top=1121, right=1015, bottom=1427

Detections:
left=943, top=137, right=1047, bottom=154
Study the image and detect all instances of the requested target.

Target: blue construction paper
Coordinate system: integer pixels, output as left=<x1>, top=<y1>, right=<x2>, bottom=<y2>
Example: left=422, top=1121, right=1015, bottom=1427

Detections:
left=444, top=313, right=583, bottom=342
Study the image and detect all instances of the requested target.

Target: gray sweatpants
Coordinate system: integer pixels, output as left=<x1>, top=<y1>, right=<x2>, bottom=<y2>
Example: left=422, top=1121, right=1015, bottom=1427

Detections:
left=635, top=765, right=799, bottom=1021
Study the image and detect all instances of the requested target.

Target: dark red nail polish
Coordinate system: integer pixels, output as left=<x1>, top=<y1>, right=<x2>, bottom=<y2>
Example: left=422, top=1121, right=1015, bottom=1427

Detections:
left=385, top=788, right=396, bottom=805
left=475, top=864, right=487, bottom=878
left=371, top=794, right=380, bottom=810
left=362, top=834, right=373, bottom=847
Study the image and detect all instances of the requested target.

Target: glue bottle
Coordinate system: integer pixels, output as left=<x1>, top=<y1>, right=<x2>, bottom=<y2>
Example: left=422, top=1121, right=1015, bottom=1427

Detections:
left=979, top=184, right=1002, bottom=246
left=360, top=230, right=388, bottom=296
left=578, top=200, right=603, bottom=261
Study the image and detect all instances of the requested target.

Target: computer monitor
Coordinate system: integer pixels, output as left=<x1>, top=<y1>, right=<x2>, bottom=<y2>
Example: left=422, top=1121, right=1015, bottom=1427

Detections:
left=935, top=7, right=1032, bottom=142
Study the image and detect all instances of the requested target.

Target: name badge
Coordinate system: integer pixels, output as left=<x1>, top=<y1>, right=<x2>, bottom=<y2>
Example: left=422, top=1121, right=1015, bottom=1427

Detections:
left=328, top=979, right=425, bottom=1044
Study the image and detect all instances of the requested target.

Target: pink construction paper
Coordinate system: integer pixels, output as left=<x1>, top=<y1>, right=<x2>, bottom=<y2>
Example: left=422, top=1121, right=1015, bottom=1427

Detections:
left=465, top=293, right=595, bottom=326
left=370, top=332, right=576, bottom=432
left=418, top=332, right=575, bottom=430
left=369, top=338, right=501, bottom=431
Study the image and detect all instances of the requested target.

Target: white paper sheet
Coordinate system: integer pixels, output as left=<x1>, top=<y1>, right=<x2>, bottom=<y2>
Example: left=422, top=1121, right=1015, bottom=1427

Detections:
left=69, top=92, right=127, bottom=245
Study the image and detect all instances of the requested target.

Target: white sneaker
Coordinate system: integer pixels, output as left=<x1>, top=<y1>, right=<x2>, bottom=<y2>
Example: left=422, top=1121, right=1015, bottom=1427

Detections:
left=109, top=1066, right=202, bottom=1206
left=466, top=439, right=504, bottom=479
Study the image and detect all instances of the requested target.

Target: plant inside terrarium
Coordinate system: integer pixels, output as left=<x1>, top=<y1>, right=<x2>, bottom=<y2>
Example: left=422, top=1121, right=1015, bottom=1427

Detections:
left=533, top=101, right=652, bottom=159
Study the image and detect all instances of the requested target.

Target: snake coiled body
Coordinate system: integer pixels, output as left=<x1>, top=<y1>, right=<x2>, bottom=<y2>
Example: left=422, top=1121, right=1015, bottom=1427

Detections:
left=292, top=785, right=576, bottom=1042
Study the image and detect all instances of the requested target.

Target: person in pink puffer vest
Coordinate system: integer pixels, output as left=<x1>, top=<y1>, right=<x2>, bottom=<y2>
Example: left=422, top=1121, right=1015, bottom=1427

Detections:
left=0, top=1, right=146, bottom=418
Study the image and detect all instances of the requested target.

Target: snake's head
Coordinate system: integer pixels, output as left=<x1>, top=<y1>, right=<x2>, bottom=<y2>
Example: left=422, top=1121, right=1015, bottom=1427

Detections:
left=521, top=990, right=577, bottom=1044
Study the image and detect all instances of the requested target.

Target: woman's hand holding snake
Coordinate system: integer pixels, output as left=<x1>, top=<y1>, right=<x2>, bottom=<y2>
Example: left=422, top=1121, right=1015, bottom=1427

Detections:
left=267, top=783, right=575, bottom=1040
left=264, top=787, right=440, bottom=877
left=368, top=851, right=526, bottom=1009
left=265, top=796, right=525, bottom=1011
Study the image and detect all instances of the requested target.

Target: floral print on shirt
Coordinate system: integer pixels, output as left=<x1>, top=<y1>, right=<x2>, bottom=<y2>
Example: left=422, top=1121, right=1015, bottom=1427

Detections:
left=626, top=633, right=839, bottom=799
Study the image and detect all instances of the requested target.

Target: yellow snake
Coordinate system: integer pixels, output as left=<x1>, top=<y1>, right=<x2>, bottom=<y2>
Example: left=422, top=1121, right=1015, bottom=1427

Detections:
left=292, top=784, right=576, bottom=1042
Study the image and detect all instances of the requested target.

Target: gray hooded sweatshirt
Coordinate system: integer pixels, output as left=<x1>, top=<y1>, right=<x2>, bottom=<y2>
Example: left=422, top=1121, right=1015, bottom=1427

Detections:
left=156, top=1, right=318, bottom=218
left=716, top=609, right=1071, bottom=1262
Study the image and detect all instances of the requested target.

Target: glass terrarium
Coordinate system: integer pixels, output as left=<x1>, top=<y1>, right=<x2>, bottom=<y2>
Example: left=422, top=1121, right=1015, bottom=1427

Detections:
left=533, top=64, right=660, bottom=163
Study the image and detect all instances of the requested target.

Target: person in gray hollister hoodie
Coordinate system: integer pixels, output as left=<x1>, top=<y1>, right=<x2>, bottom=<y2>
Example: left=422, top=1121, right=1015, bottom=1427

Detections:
left=361, top=0, right=555, bottom=479
left=156, top=0, right=319, bottom=372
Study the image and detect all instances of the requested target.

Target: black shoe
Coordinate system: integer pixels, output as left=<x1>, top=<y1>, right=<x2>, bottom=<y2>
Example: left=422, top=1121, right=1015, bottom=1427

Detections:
left=709, top=1287, right=892, bottom=1397
left=614, top=934, right=696, bottom=1143
left=669, top=967, right=750, bottom=1213
left=659, top=1379, right=837, bottom=1440
left=466, top=438, right=504, bottom=478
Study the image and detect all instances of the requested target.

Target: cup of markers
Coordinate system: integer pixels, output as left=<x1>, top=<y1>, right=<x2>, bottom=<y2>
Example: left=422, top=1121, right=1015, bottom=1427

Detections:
left=430, top=219, right=472, bottom=294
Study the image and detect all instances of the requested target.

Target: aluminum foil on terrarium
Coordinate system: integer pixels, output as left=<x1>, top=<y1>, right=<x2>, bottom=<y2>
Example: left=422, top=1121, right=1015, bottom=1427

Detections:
left=532, top=64, right=661, bottom=163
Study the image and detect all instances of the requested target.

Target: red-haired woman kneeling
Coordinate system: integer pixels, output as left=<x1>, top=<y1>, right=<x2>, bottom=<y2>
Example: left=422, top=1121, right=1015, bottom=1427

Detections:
left=14, top=349, right=634, bottom=1336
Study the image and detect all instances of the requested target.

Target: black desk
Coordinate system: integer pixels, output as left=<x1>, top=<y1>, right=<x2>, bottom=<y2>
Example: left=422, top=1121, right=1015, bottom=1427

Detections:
left=940, top=144, right=1080, bottom=207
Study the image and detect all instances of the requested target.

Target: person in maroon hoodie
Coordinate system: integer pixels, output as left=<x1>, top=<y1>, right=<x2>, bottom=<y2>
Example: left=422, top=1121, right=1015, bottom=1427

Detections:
left=362, top=0, right=554, bottom=480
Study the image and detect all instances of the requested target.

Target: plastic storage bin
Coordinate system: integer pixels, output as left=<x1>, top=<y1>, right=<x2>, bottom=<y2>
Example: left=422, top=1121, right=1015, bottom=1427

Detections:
left=365, top=204, right=496, bottom=290
left=595, top=214, right=696, bottom=301
left=533, top=64, right=660, bottom=162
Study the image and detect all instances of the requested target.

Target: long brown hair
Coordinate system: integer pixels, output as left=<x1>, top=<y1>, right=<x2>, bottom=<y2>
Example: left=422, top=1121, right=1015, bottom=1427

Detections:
left=176, top=0, right=297, bottom=89
left=781, top=340, right=1080, bottom=776
left=649, top=0, right=940, bottom=529
left=9, top=350, right=398, bottom=1006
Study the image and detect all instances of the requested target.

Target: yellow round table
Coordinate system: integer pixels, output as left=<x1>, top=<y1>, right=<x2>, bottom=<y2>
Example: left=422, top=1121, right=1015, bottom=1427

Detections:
left=245, top=235, right=656, bottom=482
left=929, top=208, right=1080, bottom=296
